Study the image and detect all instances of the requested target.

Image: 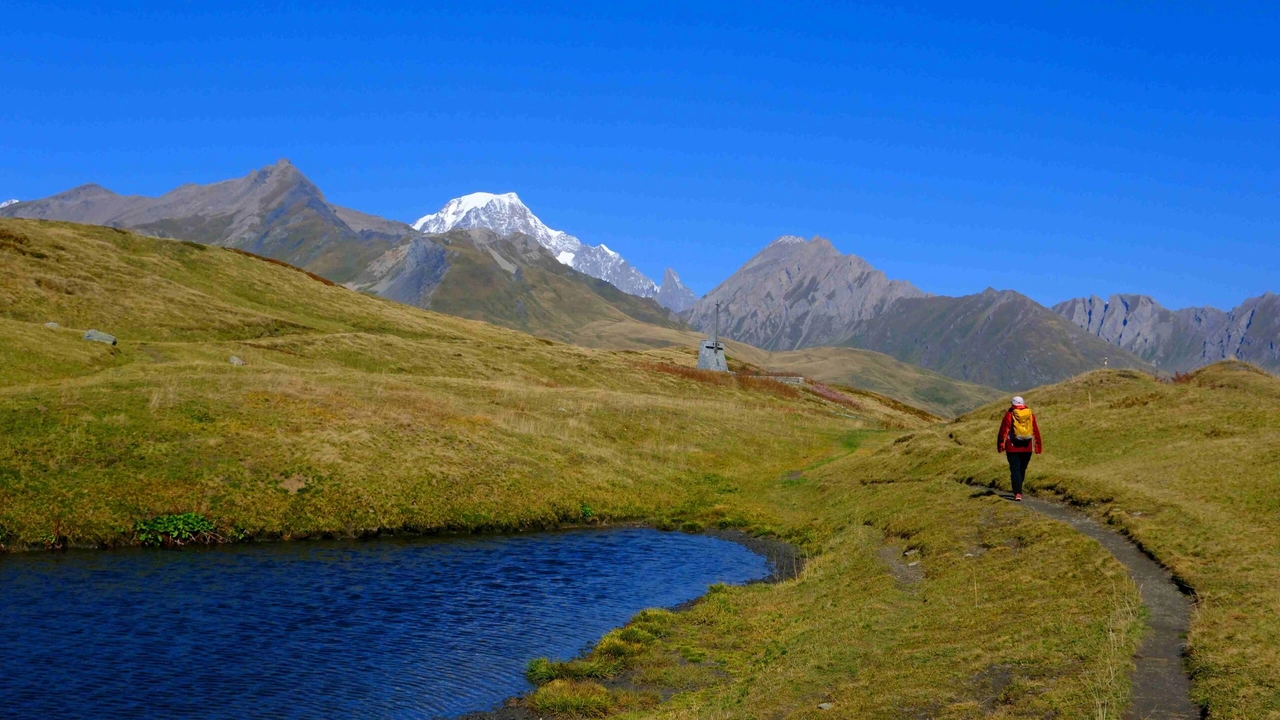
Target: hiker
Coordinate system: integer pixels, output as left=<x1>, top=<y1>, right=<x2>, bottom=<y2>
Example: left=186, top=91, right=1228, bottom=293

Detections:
left=997, top=396, right=1042, bottom=501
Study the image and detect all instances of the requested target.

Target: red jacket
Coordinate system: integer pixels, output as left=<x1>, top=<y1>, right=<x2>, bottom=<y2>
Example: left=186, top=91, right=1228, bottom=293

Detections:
left=997, top=406, right=1042, bottom=454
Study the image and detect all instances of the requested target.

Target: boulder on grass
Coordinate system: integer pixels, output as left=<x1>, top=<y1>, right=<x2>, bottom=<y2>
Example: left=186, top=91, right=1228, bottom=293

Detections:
left=229, top=356, right=246, bottom=366
left=44, top=322, right=59, bottom=329
left=83, top=329, right=117, bottom=345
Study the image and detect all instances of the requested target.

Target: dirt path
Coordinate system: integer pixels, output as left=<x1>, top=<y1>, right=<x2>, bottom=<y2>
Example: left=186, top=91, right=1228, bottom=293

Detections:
left=1011, top=495, right=1199, bottom=720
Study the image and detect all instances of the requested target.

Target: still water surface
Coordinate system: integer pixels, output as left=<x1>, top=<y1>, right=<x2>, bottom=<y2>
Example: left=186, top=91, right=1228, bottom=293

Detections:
left=0, top=528, right=768, bottom=719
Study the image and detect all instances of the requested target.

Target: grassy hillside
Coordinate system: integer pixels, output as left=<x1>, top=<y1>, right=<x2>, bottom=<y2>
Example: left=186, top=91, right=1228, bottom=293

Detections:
left=422, top=230, right=683, bottom=342
left=566, top=319, right=1002, bottom=417
left=1, top=219, right=1151, bottom=718
left=834, top=361, right=1280, bottom=718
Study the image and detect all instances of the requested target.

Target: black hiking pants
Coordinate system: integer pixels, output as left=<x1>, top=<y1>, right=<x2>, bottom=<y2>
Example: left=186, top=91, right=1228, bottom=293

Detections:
left=1006, top=452, right=1032, bottom=495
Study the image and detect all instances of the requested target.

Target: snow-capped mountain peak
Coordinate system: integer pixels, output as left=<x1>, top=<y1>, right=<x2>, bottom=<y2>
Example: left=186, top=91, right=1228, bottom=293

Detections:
left=413, top=192, right=661, bottom=299
left=414, top=192, right=520, bottom=231
left=0, top=199, right=19, bottom=210
left=412, top=191, right=580, bottom=257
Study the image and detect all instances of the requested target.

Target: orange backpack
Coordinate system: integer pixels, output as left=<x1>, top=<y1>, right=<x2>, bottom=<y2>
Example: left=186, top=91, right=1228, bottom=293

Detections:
left=1011, top=407, right=1035, bottom=442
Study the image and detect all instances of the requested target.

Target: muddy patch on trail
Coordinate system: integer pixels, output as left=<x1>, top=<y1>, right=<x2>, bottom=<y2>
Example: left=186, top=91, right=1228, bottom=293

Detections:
left=878, top=545, right=924, bottom=587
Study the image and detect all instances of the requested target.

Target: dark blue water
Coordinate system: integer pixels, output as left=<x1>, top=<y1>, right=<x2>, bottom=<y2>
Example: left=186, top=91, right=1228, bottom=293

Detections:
left=0, top=528, right=768, bottom=719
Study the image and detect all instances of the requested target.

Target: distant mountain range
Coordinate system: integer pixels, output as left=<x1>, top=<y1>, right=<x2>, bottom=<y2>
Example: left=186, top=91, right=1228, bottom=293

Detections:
left=1054, top=293, right=1280, bottom=372
left=4, top=160, right=1274, bottom=394
left=686, top=236, right=1150, bottom=390
left=0, top=162, right=690, bottom=332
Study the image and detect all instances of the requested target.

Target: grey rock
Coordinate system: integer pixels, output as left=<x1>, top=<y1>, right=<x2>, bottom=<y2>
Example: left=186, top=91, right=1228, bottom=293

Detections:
left=44, top=322, right=59, bottom=329
left=817, top=703, right=834, bottom=710
left=655, top=268, right=698, bottom=313
left=351, top=235, right=451, bottom=306
left=228, top=356, right=246, bottom=366
left=83, top=329, right=117, bottom=345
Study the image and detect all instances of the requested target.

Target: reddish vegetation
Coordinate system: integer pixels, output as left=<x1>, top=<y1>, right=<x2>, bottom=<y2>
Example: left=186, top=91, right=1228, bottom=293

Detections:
left=641, top=362, right=801, bottom=399
left=226, top=247, right=337, bottom=286
left=807, top=381, right=865, bottom=410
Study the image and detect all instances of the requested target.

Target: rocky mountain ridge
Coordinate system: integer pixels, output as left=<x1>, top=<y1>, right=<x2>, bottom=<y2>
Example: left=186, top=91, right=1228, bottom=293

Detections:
left=1054, top=293, right=1280, bottom=373
left=0, top=160, right=416, bottom=283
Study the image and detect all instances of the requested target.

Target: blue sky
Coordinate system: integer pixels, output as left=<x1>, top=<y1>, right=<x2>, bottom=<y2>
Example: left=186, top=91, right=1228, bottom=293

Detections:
left=3, top=2, right=1277, bottom=309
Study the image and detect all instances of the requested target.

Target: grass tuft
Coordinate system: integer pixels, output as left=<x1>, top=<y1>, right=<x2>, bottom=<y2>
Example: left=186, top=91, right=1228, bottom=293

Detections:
left=526, top=680, right=614, bottom=718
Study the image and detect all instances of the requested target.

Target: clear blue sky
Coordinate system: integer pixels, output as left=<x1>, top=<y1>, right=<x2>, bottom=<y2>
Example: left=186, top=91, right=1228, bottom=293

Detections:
left=3, top=2, right=1277, bottom=310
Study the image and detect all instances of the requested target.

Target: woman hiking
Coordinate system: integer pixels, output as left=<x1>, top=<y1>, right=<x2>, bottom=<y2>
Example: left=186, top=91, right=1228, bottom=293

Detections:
left=997, top=396, right=1042, bottom=501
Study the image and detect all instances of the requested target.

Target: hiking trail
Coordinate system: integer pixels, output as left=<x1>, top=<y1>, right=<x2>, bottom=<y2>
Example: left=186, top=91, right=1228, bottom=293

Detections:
left=1009, top=494, right=1199, bottom=720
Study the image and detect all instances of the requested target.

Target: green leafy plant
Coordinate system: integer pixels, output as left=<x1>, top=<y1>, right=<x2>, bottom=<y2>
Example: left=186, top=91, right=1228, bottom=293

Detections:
left=134, top=513, right=219, bottom=546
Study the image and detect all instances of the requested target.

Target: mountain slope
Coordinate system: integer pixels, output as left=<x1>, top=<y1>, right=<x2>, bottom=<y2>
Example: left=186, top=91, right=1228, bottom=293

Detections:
left=350, top=228, right=682, bottom=343
left=0, top=160, right=416, bottom=283
left=687, top=235, right=927, bottom=350
left=847, top=289, right=1150, bottom=390
left=413, top=192, right=662, bottom=299
left=548, top=318, right=1002, bottom=417
left=1055, top=293, right=1280, bottom=373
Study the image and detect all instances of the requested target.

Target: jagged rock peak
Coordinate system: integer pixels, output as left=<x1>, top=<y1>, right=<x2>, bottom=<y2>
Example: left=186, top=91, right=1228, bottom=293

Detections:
left=655, top=267, right=697, bottom=313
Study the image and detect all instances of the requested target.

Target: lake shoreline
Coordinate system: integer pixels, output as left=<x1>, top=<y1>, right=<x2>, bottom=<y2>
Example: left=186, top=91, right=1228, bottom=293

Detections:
left=453, top=526, right=804, bottom=720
